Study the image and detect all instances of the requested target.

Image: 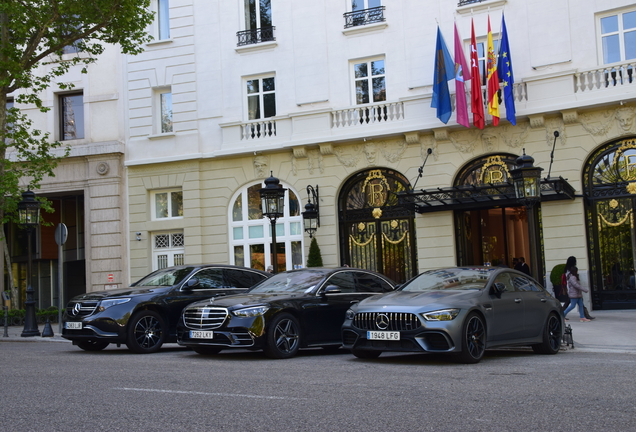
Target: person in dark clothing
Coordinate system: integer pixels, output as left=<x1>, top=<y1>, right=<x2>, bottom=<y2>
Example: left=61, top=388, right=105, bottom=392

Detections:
left=516, top=257, right=531, bottom=275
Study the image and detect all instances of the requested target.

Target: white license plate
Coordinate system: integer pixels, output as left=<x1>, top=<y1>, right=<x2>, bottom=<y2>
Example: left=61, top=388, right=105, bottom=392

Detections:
left=64, top=322, right=82, bottom=330
left=190, top=330, right=214, bottom=339
left=367, top=331, right=400, bottom=341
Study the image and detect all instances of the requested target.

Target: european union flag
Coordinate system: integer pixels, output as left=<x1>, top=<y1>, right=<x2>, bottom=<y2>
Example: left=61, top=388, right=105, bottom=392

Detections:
left=497, top=14, right=516, bottom=125
left=431, top=26, right=455, bottom=124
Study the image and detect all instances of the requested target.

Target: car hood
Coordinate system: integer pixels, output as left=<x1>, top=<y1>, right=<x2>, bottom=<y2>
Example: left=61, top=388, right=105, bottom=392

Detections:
left=356, top=290, right=480, bottom=309
left=188, top=292, right=308, bottom=309
left=70, top=286, right=172, bottom=300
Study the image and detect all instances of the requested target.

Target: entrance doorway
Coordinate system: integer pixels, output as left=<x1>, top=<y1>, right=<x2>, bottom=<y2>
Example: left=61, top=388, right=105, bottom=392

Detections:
left=338, top=168, right=417, bottom=284
left=455, top=207, right=531, bottom=269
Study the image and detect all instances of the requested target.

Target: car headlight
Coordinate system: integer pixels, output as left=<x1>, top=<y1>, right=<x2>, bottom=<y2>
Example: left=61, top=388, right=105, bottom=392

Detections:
left=98, top=298, right=131, bottom=312
left=232, top=306, right=269, bottom=317
left=345, top=308, right=356, bottom=320
left=421, top=308, right=460, bottom=321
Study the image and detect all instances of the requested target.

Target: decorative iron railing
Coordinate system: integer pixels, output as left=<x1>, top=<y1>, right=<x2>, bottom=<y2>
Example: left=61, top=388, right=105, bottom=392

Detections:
left=332, top=102, right=404, bottom=128
left=575, top=61, right=635, bottom=93
left=236, top=26, right=275, bottom=46
left=343, top=6, right=386, bottom=28
left=458, top=0, right=484, bottom=6
left=240, top=119, right=276, bottom=140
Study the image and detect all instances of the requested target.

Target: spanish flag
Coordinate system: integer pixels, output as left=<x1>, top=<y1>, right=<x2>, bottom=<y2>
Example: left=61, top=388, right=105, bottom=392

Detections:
left=486, top=16, right=499, bottom=126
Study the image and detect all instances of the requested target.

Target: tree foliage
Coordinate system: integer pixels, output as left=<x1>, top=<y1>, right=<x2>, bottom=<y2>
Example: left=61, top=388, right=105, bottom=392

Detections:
left=0, top=0, right=154, bottom=225
left=306, top=237, right=323, bottom=268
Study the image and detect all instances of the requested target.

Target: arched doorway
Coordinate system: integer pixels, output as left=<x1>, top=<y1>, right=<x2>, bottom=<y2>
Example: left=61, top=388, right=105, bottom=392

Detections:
left=338, top=168, right=417, bottom=284
left=453, top=154, right=537, bottom=273
left=584, top=138, right=636, bottom=309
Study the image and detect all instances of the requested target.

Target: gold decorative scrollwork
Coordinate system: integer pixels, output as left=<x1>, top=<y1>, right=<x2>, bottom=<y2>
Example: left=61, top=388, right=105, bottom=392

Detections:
left=362, top=169, right=390, bottom=207
left=613, top=139, right=636, bottom=181
left=599, top=210, right=633, bottom=227
left=479, top=156, right=512, bottom=184
left=382, top=231, right=407, bottom=245
left=372, top=208, right=383, bottom=219
left=349, top=233, right=375, bottom=247
left=627, top=182, right=636, bottom=194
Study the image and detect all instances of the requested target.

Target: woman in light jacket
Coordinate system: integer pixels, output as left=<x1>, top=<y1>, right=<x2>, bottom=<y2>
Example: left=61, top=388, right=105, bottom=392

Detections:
left=563, top=266, right=591, bottom=322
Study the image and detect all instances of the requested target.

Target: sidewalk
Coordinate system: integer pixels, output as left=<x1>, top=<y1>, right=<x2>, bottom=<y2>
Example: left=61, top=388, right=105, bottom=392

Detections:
left=1, top=310, right=635, bottom=353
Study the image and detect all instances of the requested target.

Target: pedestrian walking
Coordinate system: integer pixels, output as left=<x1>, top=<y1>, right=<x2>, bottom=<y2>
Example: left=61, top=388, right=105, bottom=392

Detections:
left=561, top=256, right=595, bottom=319
left=563, top=266, right=591, bottom=322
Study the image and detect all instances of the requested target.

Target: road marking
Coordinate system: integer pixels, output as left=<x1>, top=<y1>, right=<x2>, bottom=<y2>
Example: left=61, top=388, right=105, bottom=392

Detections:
left=114, top=387, right=305, bottom=400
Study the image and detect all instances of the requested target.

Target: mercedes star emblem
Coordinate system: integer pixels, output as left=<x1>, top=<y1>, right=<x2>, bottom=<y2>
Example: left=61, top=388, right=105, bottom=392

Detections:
left=375, top=313, right=390, bottom=330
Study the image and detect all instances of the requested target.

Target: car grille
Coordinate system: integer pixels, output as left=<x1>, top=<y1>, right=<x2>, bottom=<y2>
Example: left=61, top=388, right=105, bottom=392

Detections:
left=183, top=307, right=228, bottom=330
left=353, top=312, right=421, bottom=331
left=65, top=301, right=99, bottom=317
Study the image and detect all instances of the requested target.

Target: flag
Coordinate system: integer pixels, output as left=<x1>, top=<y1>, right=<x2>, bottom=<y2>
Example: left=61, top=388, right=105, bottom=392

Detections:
left=431, top=26, right=455, bottom=124
left=497, top=13, right=516, bottom=125
left=470, top=19, right=485, bottom=129
left=486, top=16, right=499, bottom=126
left=454, top=23, right=471, bottom=128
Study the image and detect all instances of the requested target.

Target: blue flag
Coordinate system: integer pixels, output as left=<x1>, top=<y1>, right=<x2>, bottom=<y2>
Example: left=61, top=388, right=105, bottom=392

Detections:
left=431, top=26, right=455, bottom=124
left=497, top=14, right=516, bottom=125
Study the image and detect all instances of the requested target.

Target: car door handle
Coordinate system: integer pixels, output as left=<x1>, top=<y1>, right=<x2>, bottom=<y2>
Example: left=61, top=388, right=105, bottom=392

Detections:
left=514, top=298, right=522, bottom=303
left=540, top=298, right=547, bottom=302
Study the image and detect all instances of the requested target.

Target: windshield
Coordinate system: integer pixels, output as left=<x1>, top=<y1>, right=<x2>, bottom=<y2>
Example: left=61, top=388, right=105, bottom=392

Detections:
left=248, top=270, right=328, bottom=293
left=135, top=267, right=195, bottom=287
left=401, top=268, right=495, bottom=292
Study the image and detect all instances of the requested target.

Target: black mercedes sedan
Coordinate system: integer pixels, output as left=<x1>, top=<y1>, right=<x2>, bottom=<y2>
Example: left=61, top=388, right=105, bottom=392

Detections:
left=341, top=266, right=564, bottom=363
left=62, top=265, right=270, bottom=353
left=177, top=267, right=396, bottom=359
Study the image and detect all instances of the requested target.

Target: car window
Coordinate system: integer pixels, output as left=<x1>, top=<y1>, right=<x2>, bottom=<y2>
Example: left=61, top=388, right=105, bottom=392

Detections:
left=355, top=272, right=392, bottom=293
left=493, top=272, right=517, bottom=293
left=224, top=269, right=268, bottom=288
left=323, top=272, right=356, bottom=294
left=192, top=268, right=225, bottom=289
left=136, top=267, right=195, bottom=286
left=249, top=270, right=328, bottom=293
left=514, top=275, right=541, bottom=292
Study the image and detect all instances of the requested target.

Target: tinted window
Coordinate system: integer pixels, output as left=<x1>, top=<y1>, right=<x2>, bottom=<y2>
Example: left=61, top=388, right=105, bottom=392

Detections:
left=249, top=270, right=328, bottom=293
left=355, top=273, right=392, bottom=293
left=492, top=272, right=517, bottom=293
left=323, top=272, right=356, bottom=294
left=193, top=269, right=225, bottom=289
left=512, top=275, right=538, bottom=292
left=136, top=267, right=195, bottom=287
left=224, top=269, right=267, bottom=288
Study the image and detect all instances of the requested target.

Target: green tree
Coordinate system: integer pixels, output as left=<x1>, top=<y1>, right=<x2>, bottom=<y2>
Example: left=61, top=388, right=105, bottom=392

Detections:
left=0, top=0, right=154, bottom=296
left=306, top=237, right=323, bottom=267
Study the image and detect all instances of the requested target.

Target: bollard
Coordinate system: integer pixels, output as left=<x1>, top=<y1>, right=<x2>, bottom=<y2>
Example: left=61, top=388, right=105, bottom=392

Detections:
left=3, top=305, right=8, bottom=338
left=41, top=318, right=54, bottom=337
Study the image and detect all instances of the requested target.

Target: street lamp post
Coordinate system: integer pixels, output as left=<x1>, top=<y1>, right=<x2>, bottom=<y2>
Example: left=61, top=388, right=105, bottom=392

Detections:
left=17, top=190, right=41, bottom=337
left=259, top=173, right=287, bottom=273
left=510, top=150, right=544, bottom=282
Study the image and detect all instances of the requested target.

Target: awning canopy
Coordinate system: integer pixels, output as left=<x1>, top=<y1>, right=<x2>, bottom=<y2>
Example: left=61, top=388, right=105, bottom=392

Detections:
left=397, top=176, right=576, bottom=214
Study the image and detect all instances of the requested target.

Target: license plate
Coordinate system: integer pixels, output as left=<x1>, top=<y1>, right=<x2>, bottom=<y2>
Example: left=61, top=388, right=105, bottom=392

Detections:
left=190, top=330, right=214, bottom=339
left=367, top=331, right=400, bottom=341
left=64, top=322, right=82, bottom=330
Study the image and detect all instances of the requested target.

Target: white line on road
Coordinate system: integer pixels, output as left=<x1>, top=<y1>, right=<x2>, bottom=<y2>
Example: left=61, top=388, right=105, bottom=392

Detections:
left=114, top=387, right=305, bottom=400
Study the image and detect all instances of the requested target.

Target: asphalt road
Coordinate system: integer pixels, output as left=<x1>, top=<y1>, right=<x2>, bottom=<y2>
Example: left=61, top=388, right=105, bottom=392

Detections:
left=1, top=342, right=634, bottom=431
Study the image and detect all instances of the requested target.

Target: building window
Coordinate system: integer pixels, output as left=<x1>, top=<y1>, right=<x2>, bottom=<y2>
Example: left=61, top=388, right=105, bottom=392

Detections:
left=157, top=0, right=170, bottom=40
left=475, top=40, right=499, bottom=86
left=229, top=182, right=303, bottom=271
left=237, top=0, right=274, bottom=46
left=353, top=58, right=386, bottom=104
left=599, top=9, right=636, bottom=64
left=153, top=231, right=184, bottom=270
left=157, top=89, right=173, bottom=133
left=344, top=1, right=384, bottom=28
left=59, top=92, right=84, bottom=141
left=152, top=189, right=183, bottom=220
left=247, top=77, right=276, bottom=120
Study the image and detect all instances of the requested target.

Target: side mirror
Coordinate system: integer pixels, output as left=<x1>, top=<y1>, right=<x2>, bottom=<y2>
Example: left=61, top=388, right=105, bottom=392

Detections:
left=182, top=278, right=199, bottom=290
left=491, top=282, right=506, bottom=296
left=323, top=285, right=342, bottom=295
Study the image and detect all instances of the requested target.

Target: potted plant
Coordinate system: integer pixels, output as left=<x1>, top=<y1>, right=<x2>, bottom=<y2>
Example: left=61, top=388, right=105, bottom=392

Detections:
left=550, top=263, right=567, bottom=301
left=306, top=237, right=323, bottom=267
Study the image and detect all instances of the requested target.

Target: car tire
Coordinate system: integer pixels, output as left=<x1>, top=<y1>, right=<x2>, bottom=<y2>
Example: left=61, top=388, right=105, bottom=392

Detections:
left=351, top=348, right=382, bottom=359
left=193, top=346, right=223, bottom=355
left=532, top=313, right=562, bottom=355
left=77, top=340, right=110, bottom=351
left=126, top=310, right=166, bottom=354
left=456, top=312, right=486, bottom=364
left=263, top=313, right=300, bottom=359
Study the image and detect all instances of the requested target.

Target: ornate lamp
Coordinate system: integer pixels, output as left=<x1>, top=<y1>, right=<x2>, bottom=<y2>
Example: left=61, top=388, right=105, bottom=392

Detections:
left=510, top=149, right=543, bottom=208
left=302, top=185, right=320, bottom=238
left=17, top=190, right=41, bottom=337
left=259, top=173, right=287, bottom=273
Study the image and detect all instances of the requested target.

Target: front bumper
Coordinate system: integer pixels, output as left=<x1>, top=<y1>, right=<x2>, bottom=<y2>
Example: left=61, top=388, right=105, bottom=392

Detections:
left=177, top=314, right=267, bottom=350
left=61, top=315, right=127, bottom=344
left=341, top=327, right=457, bottom=353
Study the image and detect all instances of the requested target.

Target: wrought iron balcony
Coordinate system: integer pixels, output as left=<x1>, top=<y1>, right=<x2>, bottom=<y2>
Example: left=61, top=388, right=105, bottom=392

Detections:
left=343, top=6, right=386, bottom=28
left=458, top=0, right=484, bottom=6
left=236, top=26, right=275, bottom=46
